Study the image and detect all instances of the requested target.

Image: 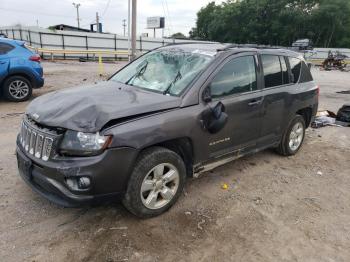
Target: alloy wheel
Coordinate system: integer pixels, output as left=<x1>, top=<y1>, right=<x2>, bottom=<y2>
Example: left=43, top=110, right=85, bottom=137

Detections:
left=8, top=80, right=29, bottom=99
left=140, top=163, right=180, bottom=210
left=289, top=122, right=304, bottom=151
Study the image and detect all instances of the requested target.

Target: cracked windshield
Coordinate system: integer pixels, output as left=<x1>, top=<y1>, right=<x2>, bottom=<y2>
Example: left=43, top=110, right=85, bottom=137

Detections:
left=111, top=49, right=214, bottom=95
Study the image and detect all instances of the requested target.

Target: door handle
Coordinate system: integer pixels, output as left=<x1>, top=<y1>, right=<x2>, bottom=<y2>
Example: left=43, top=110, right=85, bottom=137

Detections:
left=248, top=98, right=263, bottom=106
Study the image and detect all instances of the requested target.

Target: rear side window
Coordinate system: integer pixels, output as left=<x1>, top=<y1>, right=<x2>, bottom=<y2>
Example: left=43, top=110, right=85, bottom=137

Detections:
left=0, top=43, right=14, bottom=55
left=299, top=61, right=313, bottom=83
left=210, top=56, right=257, bottom=98
left=280, top=56, right=289, bottom=85
left=261, top=55, right=283, bottom=88
left=289, top=57, right=302, bottom=83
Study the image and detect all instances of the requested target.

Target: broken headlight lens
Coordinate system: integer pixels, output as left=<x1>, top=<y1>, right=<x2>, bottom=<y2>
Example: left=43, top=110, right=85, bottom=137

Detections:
left=60, top=130, right=112, bottom=156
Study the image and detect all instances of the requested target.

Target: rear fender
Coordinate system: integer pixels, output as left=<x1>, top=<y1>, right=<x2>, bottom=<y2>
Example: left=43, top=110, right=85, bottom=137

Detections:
left=7, top=67, right=36, bottom=85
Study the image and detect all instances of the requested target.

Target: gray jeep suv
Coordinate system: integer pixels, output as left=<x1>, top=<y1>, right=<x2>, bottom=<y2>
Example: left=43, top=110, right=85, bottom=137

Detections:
left=16, top=43, right=318, bottom=217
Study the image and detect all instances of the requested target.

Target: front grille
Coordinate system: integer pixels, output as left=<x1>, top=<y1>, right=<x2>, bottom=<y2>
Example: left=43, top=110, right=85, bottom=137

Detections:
left=20, top=116, right=60, bottom=161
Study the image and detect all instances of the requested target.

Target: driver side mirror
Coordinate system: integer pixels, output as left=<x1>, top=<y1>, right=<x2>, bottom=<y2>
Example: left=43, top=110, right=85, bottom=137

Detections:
left=202, top=86, right=212, bottom=103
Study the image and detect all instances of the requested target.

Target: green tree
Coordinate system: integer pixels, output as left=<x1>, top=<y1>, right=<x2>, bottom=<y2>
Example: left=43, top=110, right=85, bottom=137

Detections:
left=170, top=32, right=187, bottom=39
left=190, top=0, right=350, bottom=48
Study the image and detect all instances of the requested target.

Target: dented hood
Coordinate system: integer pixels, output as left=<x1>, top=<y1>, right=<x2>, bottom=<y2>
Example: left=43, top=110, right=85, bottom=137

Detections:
left=26, top=81, right=182, bottom=132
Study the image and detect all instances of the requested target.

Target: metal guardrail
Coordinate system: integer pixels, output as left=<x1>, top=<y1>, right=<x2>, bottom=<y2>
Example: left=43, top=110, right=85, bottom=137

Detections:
left=27, top=46, right=130, bottom=61
left=26, top=46, right=131, bottom=75
left=0, top=27, right=173, bottom=61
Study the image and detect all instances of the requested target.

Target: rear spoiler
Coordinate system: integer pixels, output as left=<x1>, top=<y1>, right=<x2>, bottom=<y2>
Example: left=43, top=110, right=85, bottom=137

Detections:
left=14, top=40, right=26, bottom=46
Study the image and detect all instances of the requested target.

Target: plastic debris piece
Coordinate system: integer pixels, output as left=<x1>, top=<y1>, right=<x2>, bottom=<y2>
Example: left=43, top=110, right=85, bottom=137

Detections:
left=253, top=196, right=263, bottom=204
left=110, top=226, right=128, bottom=230
left=197, top=219, right=205, bottom=230
left=222, top=183, right=228, bottom=190
left=337, top=104, right=350, bottom=123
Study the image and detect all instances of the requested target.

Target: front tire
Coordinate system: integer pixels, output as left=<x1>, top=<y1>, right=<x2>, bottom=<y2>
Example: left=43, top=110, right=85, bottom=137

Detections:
left=123, top=147, right=186, bottom=218
left=2, top=75, right=32, bottom=102
left=276, top=115, right=306, bottom=156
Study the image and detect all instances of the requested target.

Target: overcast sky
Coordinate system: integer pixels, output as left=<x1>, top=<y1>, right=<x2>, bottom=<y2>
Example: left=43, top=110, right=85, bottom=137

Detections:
left=0, top=0, right=222, bottom=37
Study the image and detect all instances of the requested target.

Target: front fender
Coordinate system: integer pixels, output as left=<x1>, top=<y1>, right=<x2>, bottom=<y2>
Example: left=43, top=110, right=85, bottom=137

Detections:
left=104, top=109, right=192, bottom=147
left=102, top=105, right=209, bottom=164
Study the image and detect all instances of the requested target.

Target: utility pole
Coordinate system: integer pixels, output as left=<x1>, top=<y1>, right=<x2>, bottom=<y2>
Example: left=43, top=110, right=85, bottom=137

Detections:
left=96, top=12, right=100, bottom=32
left=72, top=2, right=81, bottom=28
left=122, top=19, right=126, bottom=36
left=131, top=0, right=137, bottom=60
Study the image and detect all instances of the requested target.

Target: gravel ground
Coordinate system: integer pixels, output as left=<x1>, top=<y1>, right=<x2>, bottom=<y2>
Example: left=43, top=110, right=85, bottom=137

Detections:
left=0, top=61, right=349, bottom=262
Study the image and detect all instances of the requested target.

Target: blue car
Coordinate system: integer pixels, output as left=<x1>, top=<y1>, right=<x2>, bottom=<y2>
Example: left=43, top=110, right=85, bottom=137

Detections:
left=0, top=38, right=44, bottom=102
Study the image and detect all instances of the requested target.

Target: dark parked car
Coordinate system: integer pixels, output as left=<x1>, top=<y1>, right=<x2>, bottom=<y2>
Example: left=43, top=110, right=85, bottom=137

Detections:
left=0, top=38, right=43, bottom=102
left=16, top=43, right=318, bottom=217
left=292, top=38, right=313, bottom=51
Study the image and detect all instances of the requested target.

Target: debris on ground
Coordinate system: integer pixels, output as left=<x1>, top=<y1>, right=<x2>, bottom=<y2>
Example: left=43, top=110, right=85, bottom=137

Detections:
left=197, top=219, right=206, bottom=231
left=322, top=50, right=348, bottom=71
left=336, top=103, right=350, bottom=123
left=336, top=90, right=350, bottom=94
left=312, top=108, right=350, bottom=128
left=110, top=226, right=128, bottom=230
left=253, top=196, right=263, bottom=204
left=221, top=183, right=229, bottom=190
left=95, top=228, right=105, bottom=234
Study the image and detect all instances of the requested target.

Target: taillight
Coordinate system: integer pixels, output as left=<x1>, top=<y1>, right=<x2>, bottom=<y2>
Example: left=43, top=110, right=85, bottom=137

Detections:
left=29, top=54, right=41, bottom=62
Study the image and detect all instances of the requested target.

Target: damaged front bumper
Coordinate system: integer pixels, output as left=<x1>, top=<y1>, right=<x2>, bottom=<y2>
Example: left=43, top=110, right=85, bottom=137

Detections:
left=16, top=137, right=138, bottom=207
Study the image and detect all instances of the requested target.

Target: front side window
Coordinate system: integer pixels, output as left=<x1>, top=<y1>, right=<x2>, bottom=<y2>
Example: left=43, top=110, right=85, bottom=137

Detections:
left=261, top=54, right=283, bottom=88
left=289, top=57, right=302, bottom=83
left=210, top=56, right=257, bottom=98
left=0, top=43, right=14, bottom=55
left=111, top=49, right=213, bottom=96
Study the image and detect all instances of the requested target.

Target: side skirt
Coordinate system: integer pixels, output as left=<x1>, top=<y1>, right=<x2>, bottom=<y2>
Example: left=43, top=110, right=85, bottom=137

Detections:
left=193, top=142, right=279, bottom=178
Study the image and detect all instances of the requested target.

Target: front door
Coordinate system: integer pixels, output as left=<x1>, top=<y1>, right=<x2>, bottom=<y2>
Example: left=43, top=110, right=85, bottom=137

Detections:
left=200, top=53, right=264, bottom=160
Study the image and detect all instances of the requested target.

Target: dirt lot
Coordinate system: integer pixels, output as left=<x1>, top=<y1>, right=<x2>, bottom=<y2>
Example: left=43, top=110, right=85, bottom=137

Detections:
left=0, top=61, right=349, bottom=262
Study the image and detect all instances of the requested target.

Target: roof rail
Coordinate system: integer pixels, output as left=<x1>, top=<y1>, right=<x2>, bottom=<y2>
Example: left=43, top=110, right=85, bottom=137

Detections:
left=217, top=43, right=283, bottom=51
left=164, top=41, right=218, bottom=47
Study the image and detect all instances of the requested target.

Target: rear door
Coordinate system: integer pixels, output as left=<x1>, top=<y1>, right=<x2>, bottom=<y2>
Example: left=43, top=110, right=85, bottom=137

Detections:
left=258, top=53, right=292, bottom=146
left=201, top=52, right=264, bottom=159
left=0, top=42, right=14, bottom=82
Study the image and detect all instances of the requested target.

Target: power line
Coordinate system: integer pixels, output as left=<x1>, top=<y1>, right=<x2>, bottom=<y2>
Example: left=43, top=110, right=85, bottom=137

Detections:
left=161, top=0, right=169, bottom=36
left=0, top=7, right=83, bottom=19
left=164, top=0, right=173, bottom=34
left=101, top=0, right=112, bottom=18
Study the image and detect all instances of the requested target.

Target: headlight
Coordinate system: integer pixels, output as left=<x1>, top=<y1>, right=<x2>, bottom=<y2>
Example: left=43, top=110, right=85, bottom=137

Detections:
left=60, top=130, right=112, bottom=156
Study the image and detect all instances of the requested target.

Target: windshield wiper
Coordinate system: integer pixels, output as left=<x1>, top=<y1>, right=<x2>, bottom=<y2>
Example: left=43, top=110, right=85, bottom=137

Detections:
left=126, top=61, right=148, bottom=85
left=163, top=70, right=182, bottom=95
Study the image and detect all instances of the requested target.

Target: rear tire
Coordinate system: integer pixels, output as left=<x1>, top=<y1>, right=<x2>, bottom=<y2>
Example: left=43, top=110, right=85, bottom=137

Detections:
left=276, top=115, right=306, bottom=156
left=2, top=75, right=32, bottom=102
left=122, top=147, right=186, bottom=218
